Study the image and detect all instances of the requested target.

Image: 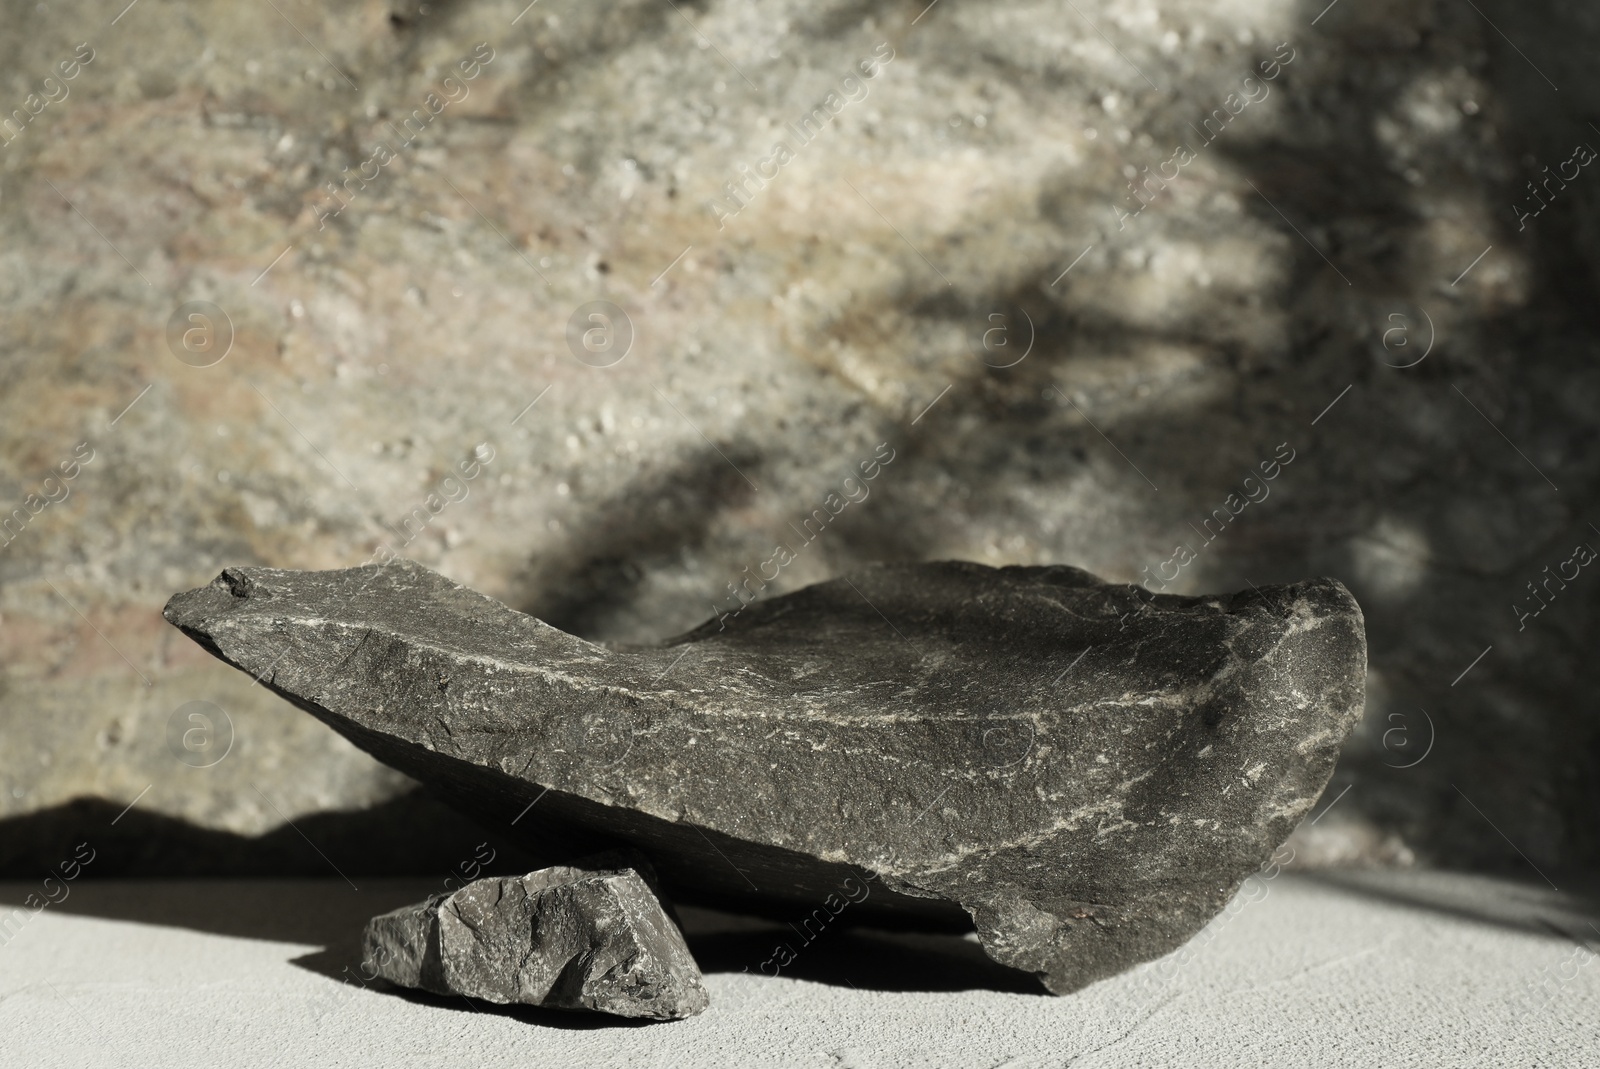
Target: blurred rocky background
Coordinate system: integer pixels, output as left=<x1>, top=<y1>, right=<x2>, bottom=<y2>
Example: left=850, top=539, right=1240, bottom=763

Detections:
left=1, top=0, right=1596, bottom=879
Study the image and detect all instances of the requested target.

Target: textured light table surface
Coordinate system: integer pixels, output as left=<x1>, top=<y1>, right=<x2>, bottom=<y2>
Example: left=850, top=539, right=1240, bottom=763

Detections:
left=1, top=871, right=1595, bottom=1068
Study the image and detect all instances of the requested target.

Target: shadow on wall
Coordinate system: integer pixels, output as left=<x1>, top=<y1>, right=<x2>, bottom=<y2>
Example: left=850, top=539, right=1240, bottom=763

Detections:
left=515, top=444, right=761, bottom=639
left=495, top=0, right=1600, bottom=876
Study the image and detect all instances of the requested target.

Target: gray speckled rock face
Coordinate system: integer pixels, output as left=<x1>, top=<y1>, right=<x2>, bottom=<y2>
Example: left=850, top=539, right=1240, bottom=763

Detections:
left=166, top=558, right=1365, bottom=993
left=4, top=0, right=1595, bottom=884
left=364, top=852, right=708, bottom=1020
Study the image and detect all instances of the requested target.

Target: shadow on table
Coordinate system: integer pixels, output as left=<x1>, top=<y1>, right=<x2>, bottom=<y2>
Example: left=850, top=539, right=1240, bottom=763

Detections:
left=0, top=794, right=541, bottom=882
left=677, top=906, right=1050, bottom=995
left=1302, top=867, right=1600, bottom=944
left=0, top=876, right=444, bottom=947
left=283, top=912, right=1051, bottom=1030
left=0, top=875, right=1048, bottom=1007
left=0, top=797, right=1049, bottom=1001
left=282, top=902, right=1049, bottom=1003
left=285, top=953, right=663, bottom=1031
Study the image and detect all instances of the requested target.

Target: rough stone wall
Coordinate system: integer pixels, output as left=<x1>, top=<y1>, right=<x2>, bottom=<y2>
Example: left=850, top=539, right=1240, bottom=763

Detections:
left=0, top=0, right=1594, bottom=875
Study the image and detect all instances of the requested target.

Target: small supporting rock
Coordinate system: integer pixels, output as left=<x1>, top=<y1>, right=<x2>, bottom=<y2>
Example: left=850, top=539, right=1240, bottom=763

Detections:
left=364, top=853, right=709, bottom=1020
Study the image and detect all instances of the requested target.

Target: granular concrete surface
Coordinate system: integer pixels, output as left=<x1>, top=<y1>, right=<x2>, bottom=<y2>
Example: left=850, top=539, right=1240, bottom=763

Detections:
left=1, top=870, right=1596, bottom=1068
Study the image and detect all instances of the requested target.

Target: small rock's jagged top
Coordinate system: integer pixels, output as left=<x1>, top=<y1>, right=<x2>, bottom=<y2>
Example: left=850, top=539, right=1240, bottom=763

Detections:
left=166, top=559, right=1365, bottom=993
left=364, top=851, right=708, bottom=1020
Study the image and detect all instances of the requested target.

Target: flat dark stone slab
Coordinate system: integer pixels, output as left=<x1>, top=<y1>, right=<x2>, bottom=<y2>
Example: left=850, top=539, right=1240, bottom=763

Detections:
left=365, top=851, right=708, bottom=1020
left=165, top=559, right=1365, bottom=993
